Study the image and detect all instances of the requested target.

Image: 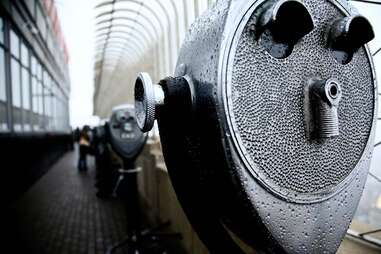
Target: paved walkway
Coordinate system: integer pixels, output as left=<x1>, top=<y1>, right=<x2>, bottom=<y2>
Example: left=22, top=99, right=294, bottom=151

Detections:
left=2, top=148, right=379, bottom=254
left=3, top=149, right=128, bottom=254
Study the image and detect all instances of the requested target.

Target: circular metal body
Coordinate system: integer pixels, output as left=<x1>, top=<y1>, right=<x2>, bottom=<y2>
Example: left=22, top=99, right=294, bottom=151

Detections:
left=149, top=0, right=377, bottom=253
left=108, top=104, right=147, bottom=160
left=221, top=0, right=376, bottom=203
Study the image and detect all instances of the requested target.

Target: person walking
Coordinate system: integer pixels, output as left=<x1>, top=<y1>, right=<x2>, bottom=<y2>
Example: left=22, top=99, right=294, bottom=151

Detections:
left=78, top=126, right=91, bottom=171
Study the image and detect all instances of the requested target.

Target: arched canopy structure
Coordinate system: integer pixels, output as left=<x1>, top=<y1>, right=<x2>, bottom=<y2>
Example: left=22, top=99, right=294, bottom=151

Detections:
left=93, top=0, right=217, bottom=118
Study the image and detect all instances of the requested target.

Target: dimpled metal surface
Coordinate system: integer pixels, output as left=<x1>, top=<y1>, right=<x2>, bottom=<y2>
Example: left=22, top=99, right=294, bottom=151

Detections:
left=227, top=0, right=375, bottom=199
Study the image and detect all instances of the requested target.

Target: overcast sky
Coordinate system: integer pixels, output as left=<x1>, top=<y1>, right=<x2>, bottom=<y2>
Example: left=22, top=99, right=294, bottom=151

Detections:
left=56, top=0, right=97, bottom=128
left=56, top=0, right=381, bottom=129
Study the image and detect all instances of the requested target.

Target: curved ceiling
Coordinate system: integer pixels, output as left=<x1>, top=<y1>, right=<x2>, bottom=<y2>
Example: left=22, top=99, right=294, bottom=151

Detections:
left=93, top=0, right=217, bottom=104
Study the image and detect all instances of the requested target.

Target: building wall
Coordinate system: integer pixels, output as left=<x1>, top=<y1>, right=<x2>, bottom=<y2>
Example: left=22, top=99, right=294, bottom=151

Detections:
left=0, top=0, right=72, bottom=204
left=0, top=0, right=70, bottom=133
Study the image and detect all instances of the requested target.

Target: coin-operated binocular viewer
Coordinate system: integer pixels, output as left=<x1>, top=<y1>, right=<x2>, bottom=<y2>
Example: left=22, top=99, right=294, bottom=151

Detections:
left=106, top=105, right=147, bottom=253
left=107, top=105, right=147, bottom=199
left=107, top=105, right=181, bottom=254
left=134, top=0, right=377, bottom=253
left=108, top=105, right=147, bottom=166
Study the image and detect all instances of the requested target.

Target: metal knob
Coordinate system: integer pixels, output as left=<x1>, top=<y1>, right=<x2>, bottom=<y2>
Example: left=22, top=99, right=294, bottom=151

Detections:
left=134, top=72, right=165, bottom=132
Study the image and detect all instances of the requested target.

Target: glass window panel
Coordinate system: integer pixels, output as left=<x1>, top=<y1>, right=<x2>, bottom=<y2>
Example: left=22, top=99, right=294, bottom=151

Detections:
left=38, top=82, right=44, bottom=130
left=32, top=77, right=38, bottom=113
left=32, top=77, right=39, bottom=131
left=44, top=89, right=50, bottom=117
left=0, top=48, right=6, bottom=131
left=11, top=59, right=21, bottom=107
left=43, top=70, right=49, bottom=88
left=21, top=43, right=29, bottom=67
left=59, top=101, right=63, bottom=131
left=22, top=68, right=30, bottom=110
left=44, top=97, right=48, bottom=129
left=47, top=96, right=51, bottom=129
left=54, top=89, right=58, bottom=130
left=10, top=30, right=19, bottom=58
left=12, top=59, right=22, bottom=132
left=0, top=17, right=4, bottom=45
left=31, top=56, right=37, bottom=75
left=52, top=95, right=56, bottom=130
left=37, top=62, right=42, bottom=80
left=43, top=78, right=50, bottom=129
left=0, top=48, right=6, bottom=102
left=38, top=81, right=43, bottom=115
left=49, top=96, right=53, bottom=119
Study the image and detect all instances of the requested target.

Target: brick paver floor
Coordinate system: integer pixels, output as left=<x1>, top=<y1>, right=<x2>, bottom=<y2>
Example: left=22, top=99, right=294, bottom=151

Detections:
left=3, top=149, right=129, bottom=254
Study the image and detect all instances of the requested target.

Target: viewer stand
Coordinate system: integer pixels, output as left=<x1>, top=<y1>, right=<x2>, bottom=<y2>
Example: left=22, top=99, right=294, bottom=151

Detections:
left=107, top=160, right=182, bottom=254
